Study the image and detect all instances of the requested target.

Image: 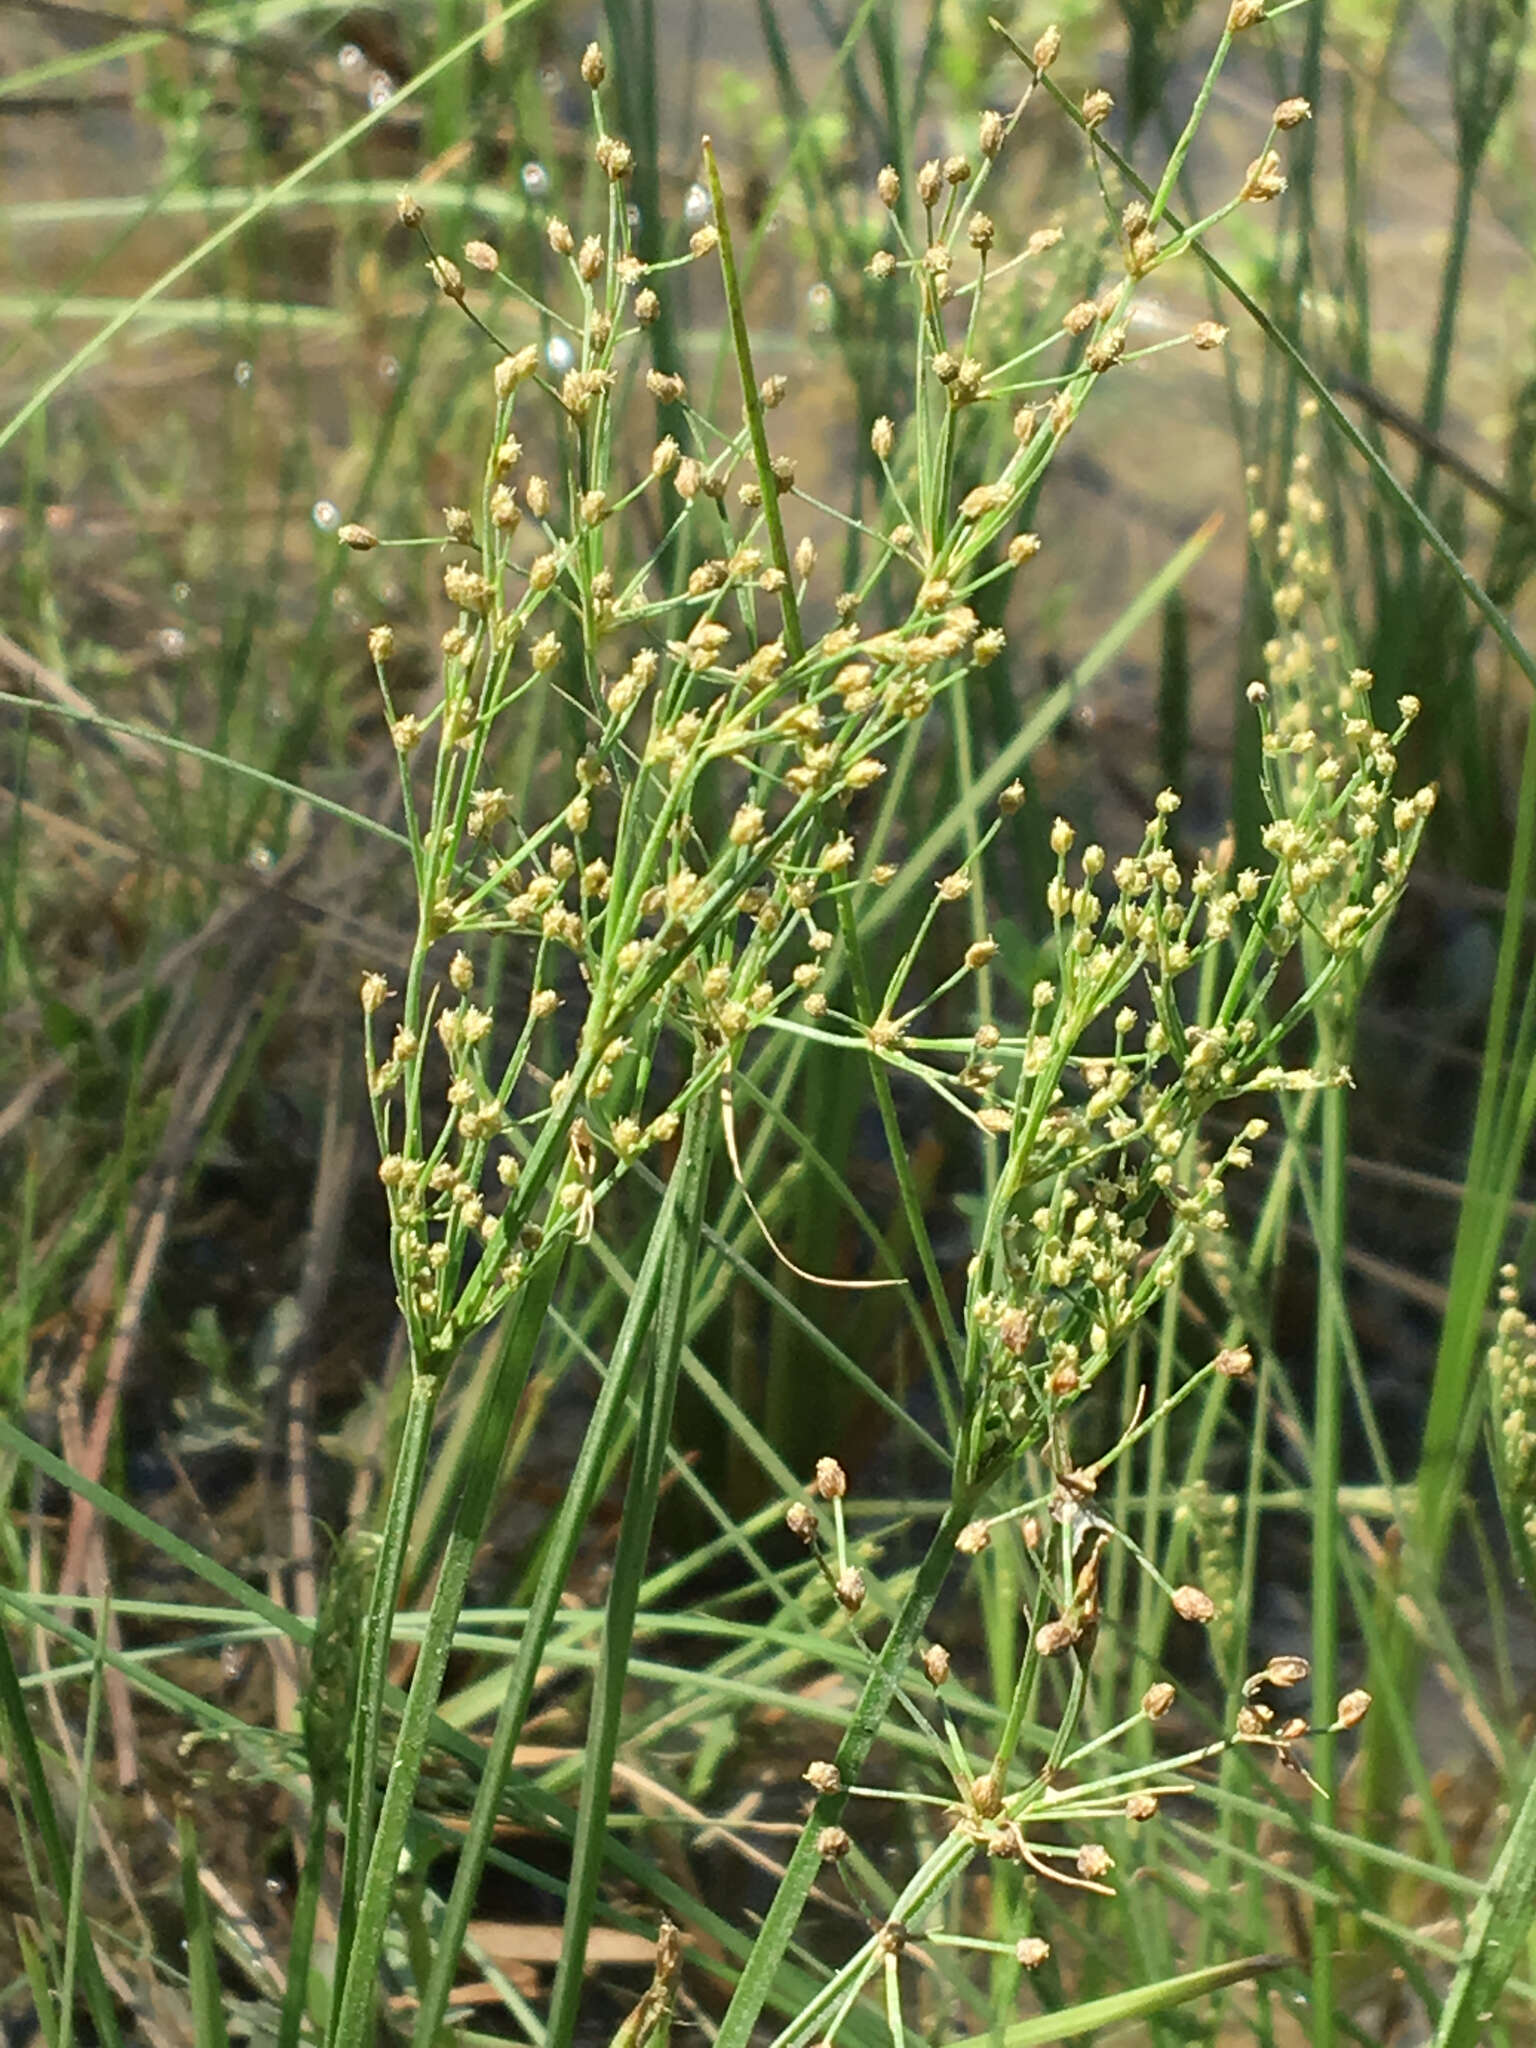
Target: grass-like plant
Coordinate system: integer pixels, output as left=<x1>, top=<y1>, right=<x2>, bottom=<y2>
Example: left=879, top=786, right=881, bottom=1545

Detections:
left=300, top=21, right=1435, bottom=2043
left=7, top=2, right=1535, bottom=2045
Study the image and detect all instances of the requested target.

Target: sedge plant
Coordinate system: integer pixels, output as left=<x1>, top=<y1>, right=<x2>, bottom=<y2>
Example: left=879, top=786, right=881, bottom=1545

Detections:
left=291, top=16, right=1447, bottom=2046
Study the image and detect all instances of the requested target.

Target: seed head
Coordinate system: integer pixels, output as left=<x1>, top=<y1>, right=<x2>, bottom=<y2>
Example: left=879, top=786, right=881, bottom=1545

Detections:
left=1192, top=320, right=1229, bottom=350
left=1035, top=1618, right=1077, bottom=1657
left=689, top=224, right=719, bottom=257
left=871, top=415, right=895, bottom=459
left=943, top=153, right=972, bottom=186
left=1260, top=1654, right=1310, bottom=1688
left=813, top=1456, right=847, bottom=1499
left=1016, top=1937, right=1050, bottom=1970
left=817, top=1826, right=852, bottom=1861
left=1082, top=88, right=1114, bottom=128
left=1142, top=1680, right=1176, bottom=1718
left=979, top=108, right=1006, bottom=157
left=338, top=522, right=377, bottom=550
left=1274, top=96, right=1312, bottom=127
left=1172, top=1584, right=1216, bottom=1623
left=786, top=1500, right=818, bottom=1543
left=922, top=1643, right=951, bottom=1686
left=595, top=134, right=633, bottom=180
left=494, top=344, right=539, bottom=396
left=1125, top=1792, right=1159, bottom=1821
left=1228, top=0, right=1266, bottom=26
left=1214, top=1343, right=1253, bottom=1378
left=803, top=1759, right=842, bottom=1796
left=955, top=1519, right=991, bottom=1554
left=1033, top=23, right=1062, bottom=69
left=396, top=190, right=423, bottom=227
left=360, top=971, right=390, bottom=1013
left=577, top=234, right=605, bottom=282
left=877, top=164, right=901, bottom=206
left=427, top=256, right=465, bottom=301
left=443, top=505, right=474, bottom=543
left=580, top=40, right=606, bottom=86
left=916, top=158, right=943, bottom=207
left=1335, top=1688, right=1372, bottom=1729
left=464, top=238, right=498, bottom=272
left=999, top=779, right=1026, bottom=813
left=1076, top=1843, right=1113, bottom=1879
left=760, top=372, right=789, bottom=409
left=548, top=217, right=575, bottom=255
left=443, top=563, right=491, bottom=613
left=368, top=624, right=394, bottom=662
left=1241, top=149, right=1287, bottom=202
left=634, top=286, right=660, bottom=323
left=968, top=212, right=995, bottom=252
left=835, top=1567, right=866, bottom=1612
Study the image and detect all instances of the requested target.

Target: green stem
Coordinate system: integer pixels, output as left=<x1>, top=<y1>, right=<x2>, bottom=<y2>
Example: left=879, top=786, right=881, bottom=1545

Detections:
left=1433, top=1746, right=1536, bottom=2047
left=711, top=1494, right=977, bottom=2048
left=701, top=138, right=804, bottom=661
left=544, top=1099, right=714, bottom=2048
left=837, top=895, right=966, bottom=1378
left=277, top=1798, right=328, bottom=2048
left=410, top=1131, right=716, bottom=2044
left=329, top=1264, right=560, bottom=2047
left=330, top=1367, right=441, bottom=2015
left=0, top=1628, right=123, bottom=2048
left=1309, top=1071, right=1348, bottom=2048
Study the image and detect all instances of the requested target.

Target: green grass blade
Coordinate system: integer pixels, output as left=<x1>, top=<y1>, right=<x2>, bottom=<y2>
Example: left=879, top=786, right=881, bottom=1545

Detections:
left=0, top=1625, right=123, bottom=2048
left=177, top=1811, right=233, bottom=2048
left=944, top=1953, right=1289, bottom=2047
left=0, top=691, right=404, bottom=849
left=0, top=0, right=546, bottom=458
left=1431, top=1749, right=1536, bottom=2046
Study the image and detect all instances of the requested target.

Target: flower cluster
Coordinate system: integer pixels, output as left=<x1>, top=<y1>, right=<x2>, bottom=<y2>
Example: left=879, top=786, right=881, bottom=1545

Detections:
left=347, top=21, right=1303, bottom=1371
left=1490, top=1266, right=1536, bottom=1558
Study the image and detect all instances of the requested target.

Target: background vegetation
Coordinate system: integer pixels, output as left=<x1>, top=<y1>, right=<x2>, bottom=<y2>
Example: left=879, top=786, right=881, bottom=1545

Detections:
left=1, top=0, right=1534, bottom=2043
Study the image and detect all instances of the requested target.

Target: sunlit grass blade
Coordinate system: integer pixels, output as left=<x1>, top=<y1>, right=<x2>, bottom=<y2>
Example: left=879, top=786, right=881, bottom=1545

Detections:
left=944, top=1952, right=1289, bottom=2047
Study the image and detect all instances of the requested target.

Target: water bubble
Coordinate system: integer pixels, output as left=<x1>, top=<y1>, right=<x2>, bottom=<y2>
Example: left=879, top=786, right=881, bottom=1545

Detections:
left=154, top=626, right=187, bottom=658
left=539, top=63, right=560, bottom=94
left=312, top=499, right=341, bottom=532
left=367, top=71, right=395, bottom=109
left=246, top=844, right=275, bottom=874
left=233, top=359, right=252, bottom=388
left=683, top=181, right=712, bottom=228
left=337, top=41, right=366, bottom=73
left=625, top=202, right=643, bottom=233
left=172, top=581, right=191, bottom=604
left=807, top=281, right=835, bottom=332
left=377, top=354, right=399, bottom=384
left=544, top=334, right=575, bottom=374
left=521, top=160, right=550, bottom=200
